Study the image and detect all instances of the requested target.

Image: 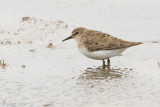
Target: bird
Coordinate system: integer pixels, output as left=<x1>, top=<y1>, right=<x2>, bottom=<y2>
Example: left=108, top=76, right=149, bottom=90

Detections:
left=62, top=27, right=142, bottom=69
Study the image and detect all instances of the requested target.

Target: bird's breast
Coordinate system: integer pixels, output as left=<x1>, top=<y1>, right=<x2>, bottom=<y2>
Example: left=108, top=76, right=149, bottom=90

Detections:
left=78, top=47, right=126, bottom=60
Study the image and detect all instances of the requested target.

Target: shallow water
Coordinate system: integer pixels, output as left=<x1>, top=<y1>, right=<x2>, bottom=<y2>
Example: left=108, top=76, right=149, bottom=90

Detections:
left=0, top=30, right=160, bottom=107
left=0, top=41, right=160, bottom=107
left=75, top=64, right=160, bottom=107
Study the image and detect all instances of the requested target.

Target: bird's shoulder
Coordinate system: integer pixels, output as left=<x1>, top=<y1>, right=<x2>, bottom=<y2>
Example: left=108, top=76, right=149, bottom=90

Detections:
left=82, top=30, right=142, bottom=51
left=82, top=30, right=120, bottom=51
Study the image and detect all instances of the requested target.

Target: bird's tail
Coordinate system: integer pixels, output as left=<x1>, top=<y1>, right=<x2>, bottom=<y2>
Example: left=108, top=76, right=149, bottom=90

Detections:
left=132, top=42, right=143, bottom=46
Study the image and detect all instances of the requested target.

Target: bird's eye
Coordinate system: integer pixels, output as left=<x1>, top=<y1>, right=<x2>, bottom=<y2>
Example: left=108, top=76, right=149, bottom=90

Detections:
left=75, top=32, right=78, bottom=34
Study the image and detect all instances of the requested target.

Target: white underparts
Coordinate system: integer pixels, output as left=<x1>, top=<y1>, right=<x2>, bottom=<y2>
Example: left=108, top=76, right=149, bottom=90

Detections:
left=78, top=47, right=127, bottom=60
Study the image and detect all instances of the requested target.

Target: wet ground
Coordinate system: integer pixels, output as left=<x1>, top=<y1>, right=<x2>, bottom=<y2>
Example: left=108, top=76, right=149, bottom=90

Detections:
left=0, top=32, right=160, bottom=107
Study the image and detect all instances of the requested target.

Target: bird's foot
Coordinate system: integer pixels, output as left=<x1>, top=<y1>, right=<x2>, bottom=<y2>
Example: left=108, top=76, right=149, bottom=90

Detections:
left=102, top=64, right=110, bottom=70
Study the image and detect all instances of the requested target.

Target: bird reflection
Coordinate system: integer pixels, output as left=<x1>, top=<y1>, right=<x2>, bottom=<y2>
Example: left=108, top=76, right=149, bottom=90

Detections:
left=79, top=66, right=134, bottom=80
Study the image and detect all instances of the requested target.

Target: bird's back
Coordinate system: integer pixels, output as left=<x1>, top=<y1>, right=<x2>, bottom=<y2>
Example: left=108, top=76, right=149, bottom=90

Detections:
left=81, top=29, right=142, bottom=52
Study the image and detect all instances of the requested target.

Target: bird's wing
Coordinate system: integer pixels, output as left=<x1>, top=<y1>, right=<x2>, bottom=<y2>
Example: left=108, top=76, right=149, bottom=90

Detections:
left=83, top=30, right=142, bottom=52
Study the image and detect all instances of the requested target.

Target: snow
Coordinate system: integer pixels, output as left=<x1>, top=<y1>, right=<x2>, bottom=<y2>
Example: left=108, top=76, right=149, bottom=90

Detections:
left=0, top=0, right=160, bottom=107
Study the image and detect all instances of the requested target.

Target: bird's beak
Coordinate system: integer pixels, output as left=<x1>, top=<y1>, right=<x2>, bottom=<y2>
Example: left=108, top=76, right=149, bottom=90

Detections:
left=62, top=36, right=73, bottom=42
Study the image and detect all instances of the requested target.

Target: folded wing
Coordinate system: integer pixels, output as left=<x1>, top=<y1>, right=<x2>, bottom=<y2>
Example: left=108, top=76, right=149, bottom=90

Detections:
left=83, top=30, right=142, bottom=52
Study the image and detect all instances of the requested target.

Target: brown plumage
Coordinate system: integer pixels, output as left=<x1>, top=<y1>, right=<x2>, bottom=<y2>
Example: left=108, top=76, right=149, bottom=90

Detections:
left=85, top=30, right=142, bottom=51
left=72, top=28, right=142, bottom=52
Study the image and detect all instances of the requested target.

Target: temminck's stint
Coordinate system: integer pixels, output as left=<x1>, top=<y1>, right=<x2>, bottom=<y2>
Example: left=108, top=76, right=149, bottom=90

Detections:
left=62, top=27, right=142, bottom=69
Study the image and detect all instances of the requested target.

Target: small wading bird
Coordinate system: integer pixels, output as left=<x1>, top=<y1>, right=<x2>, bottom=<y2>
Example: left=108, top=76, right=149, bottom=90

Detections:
left=62, top=27, right=142, bottom=69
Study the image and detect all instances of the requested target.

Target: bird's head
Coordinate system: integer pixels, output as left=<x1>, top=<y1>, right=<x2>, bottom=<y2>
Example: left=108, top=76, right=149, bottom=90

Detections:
left=62, top=27, right=86, bottom=42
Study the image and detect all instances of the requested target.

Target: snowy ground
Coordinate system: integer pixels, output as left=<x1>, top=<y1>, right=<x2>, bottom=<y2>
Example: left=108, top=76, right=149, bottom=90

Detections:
left=0, top=0, right=160, bottom=107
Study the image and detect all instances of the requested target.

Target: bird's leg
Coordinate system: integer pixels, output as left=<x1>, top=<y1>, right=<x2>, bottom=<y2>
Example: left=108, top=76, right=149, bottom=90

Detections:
left=107, top=58, right=110, bottom=69
left=107, top=59, right=110, bottom=66
left=102, top=59, right=105, bottom=69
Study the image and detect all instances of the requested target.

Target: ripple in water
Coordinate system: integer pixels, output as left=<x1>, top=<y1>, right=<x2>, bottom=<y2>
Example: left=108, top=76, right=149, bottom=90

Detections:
left=79, top=66, right=135, bottom=80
